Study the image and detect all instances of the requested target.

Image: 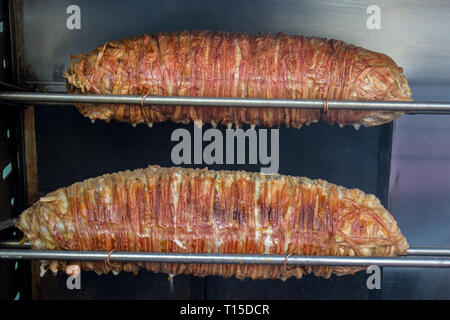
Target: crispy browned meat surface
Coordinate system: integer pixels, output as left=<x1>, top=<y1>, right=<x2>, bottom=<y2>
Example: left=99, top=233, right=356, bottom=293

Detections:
left=64, top=31, right=412, bottom=129
left=16, top=166, right=408, bottom=280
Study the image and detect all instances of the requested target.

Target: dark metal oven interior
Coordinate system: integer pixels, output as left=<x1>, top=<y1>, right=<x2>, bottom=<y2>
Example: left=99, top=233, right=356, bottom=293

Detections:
left=1, top=0, right=450, bottom=299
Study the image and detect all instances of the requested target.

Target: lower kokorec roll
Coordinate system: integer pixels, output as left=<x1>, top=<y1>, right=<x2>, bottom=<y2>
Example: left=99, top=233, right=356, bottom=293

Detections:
left=16, top=165, right=408, bottom=280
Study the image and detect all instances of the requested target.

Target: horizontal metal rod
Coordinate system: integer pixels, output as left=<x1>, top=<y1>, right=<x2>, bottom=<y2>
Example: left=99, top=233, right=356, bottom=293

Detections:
left=406, top=247, right=450, bottom=256
left=1, top=240, right=449, bottom=256
left=0, top=240, right=32, bottom=249
left=1, top=240, right=450, bottom=257
left=1, top=248, right=450, bottom=267
left=1, top=92, right=450, bottom=113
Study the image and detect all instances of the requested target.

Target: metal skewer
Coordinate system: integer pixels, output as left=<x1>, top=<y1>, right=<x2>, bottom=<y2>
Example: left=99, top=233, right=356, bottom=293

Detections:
left=1, top=248, right=450, bottom=267
left=1, top=92, right=450, bottom=113
left=1, top=241, right=450, bottom=267
left=2, top=241, right=450, bottom=256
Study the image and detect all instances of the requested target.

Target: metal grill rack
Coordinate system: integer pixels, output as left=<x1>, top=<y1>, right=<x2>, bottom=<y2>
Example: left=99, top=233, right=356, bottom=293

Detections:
left=1, top=92, right=450, bottom=269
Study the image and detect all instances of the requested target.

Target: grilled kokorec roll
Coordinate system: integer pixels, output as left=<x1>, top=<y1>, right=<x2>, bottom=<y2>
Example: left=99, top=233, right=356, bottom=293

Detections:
left=64, top=31, right=412, bottom=129
left=16, top=165, right=408, bottom=280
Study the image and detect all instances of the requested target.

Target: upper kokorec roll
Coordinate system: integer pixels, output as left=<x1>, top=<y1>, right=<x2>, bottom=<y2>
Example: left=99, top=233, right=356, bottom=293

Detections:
left=64, top=31, right=412, bottom=129
left=16, top=165, right=408, bottom=280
